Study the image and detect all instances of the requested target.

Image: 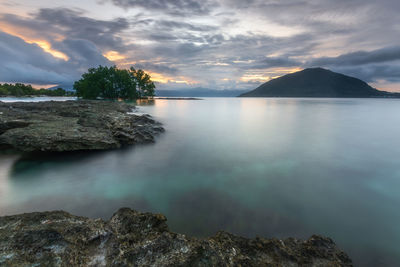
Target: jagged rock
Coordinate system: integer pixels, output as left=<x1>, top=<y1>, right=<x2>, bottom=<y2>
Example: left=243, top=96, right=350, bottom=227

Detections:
left=0, top=208, right=353, bottom=266
left=0, top=100, right=164, bottom=152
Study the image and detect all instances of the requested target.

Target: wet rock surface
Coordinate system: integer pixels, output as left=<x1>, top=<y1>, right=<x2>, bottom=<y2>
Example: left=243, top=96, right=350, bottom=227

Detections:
left=0, top=208, right=353, bottom=266
left=0, top=100, right=164, bottom=152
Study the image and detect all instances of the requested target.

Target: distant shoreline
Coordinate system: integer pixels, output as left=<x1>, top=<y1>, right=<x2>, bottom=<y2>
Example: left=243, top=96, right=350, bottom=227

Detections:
left=238, top=95, right=400, bottom=98
left=0, top=95, right=76, bottom=98
left=155, top=97, right=202, bottom=100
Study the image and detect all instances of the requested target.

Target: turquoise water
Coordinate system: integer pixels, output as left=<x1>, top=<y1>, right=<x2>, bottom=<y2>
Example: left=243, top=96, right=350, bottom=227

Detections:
left=1, top=97, right=400, bottom=266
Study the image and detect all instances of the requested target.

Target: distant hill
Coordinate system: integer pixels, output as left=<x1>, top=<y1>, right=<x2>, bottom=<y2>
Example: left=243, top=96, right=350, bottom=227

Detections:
left=157, top=88, right=247, bottom=97
left=239, top=68, right=400, bottom=98
left=48, top=84, right=74, bottom=91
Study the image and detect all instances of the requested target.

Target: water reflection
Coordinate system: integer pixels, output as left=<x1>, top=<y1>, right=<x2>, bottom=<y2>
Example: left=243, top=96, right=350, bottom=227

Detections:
left=10, top=151, right=103, bottom=176
left=135, top=99, right=155, bottom=106
left=0, top=154, right=19, bottom=206
left=1, top=98, right=400, bottom=266
left=168, top=188, right=309, bottom=238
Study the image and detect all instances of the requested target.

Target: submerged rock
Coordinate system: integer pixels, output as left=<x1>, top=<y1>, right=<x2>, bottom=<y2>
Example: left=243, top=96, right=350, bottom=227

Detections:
left=0, top=100, right=164, bottom=152
left=0, top=208, right=352, bottom=266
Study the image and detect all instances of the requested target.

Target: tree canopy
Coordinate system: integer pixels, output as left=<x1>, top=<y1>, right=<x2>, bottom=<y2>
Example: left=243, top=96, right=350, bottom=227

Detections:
left=74, top=66, right=156, bottom=100
left=0, top=83, right=71, bottom=97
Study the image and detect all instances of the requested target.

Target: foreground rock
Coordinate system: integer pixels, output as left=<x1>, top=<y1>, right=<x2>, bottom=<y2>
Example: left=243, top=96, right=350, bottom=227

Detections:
left=0, top=208, right=352, bottom=266
left=0, top=100, right=164, bottom=152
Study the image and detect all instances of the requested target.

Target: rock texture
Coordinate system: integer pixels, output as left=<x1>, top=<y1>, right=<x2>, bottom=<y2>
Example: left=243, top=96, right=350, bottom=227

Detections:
left=0, top=208, right=353, bottom=266
left=0, top=100, right=164, bottom=152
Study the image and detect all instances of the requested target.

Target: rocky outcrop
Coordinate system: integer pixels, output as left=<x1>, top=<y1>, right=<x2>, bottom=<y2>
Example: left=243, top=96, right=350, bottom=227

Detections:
left=0, top=208, right=352, bottom=266
left=0, top=100, right=164, bottom=152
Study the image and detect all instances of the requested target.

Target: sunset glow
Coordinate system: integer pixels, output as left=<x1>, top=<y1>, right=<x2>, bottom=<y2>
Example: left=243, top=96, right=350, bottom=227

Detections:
left=28, top=40, right=69, bottom=61
left=104, top=51, right=126, bottom=61
left=0, top=0, right=399, bottom=91
left=147, top=71, right=198, bottom=85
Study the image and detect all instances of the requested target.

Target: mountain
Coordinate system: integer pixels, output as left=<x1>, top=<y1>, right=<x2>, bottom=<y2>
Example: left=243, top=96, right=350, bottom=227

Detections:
left=157, top=88, right=248, bottom=97
left=239, top=68, right=399, bottom=98
left=48, top=84, right=74, bottom=91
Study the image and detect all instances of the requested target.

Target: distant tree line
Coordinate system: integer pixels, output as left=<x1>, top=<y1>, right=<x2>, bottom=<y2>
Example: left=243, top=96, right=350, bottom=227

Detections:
left=73, top=66, right=156, bottom=100
left=0, top=83, right=74, bottom=97
left=0, top=65, right=155, bottom=100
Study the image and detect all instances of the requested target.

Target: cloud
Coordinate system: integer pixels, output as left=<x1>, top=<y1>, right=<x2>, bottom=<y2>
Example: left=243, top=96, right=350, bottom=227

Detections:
left=151, top=20, right=218, bottom=32
left=324, top=64, right=400, bottom=84
left=309, top=46, right=400, bottom=67
left=0, top=31, right=75, bottom=84
left=248, top=56, right=301, bottom=69
left=109, top=0, right=216, bottom=16
left=305, top=46, right=400, bottom=83
left=1, top=1, right=400, bottom=91
left=36, top=8, right=130, bottom=52
left=0, top=8, right=130, bottom=52
left=0, top=8, right=123, bottom=85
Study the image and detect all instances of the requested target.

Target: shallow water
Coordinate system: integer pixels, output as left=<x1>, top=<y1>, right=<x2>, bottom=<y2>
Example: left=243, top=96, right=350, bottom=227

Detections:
left=1, top=97, right=400, bottom=266
left=0, top=96, right=76, bottom=102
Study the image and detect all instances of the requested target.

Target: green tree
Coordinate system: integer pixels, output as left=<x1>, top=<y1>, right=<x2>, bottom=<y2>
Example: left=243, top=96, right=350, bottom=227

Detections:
left=74, top=66, right=155, bottom=100
left=0, top=83, right=71, bottom=97
left=0, top=86, right=9, bottom=96
left=129, top=67, right=156, bottom=97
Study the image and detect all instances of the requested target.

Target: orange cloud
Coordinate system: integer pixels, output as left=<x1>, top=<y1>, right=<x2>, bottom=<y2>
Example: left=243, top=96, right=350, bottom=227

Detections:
left=147, top=71, right=198, bottom=85
left=240, top=67, right=302, bottom=82
left=26, top=40, right=69, bottom=61
left=0, top=24, right=68, bottom=61
left=103, top=51, right=126, bottom=61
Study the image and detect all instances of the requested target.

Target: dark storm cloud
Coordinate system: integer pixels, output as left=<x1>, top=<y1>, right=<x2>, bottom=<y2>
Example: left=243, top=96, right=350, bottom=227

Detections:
left=323, top=64, right=400, bottom=84
left=0, top=31, right=76, bottom=84
left=0, top=8, right=123, bottom=85
left=305, top=46, right=400, bottom=83
left=54, top=39, right=111, bottom=71
left=34, top=8, right=129, bottom=52
left=249, top=57, right=301, bottom=69
left=309, top=46, right=400, bottom=67
left=1, top=10, right=127, bottom=50
left=109, top=0, right=216, bottom=16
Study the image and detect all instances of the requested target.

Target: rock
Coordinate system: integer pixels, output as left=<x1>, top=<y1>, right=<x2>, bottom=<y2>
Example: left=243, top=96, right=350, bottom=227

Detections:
left=0, top=208, right=353, bottom=266
left=0, top=100, right=164, bottom=152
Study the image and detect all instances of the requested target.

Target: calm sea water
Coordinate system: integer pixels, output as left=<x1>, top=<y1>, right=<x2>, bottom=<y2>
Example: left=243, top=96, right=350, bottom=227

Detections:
left=0, top=96, right=76, bottom=102
left=1, top=97, right=400, bottom=266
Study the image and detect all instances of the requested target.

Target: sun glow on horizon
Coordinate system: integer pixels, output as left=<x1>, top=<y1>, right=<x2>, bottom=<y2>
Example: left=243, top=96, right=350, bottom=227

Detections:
left=146, top=71, right=198, bottom=85
left=240, top=67, right=303, bottom=83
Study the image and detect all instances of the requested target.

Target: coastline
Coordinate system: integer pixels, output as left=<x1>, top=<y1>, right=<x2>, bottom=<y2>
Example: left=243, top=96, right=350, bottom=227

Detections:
left=155, top=97, right=203, bottom=100
left=0, top=208, right=353, bottom=266
left=0, top=100, right=164, bottom=152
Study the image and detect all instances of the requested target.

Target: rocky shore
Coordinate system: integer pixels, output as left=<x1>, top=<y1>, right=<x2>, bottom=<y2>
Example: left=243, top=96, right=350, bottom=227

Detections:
left=0, top=100, right=164, bottom=152
left=0, top=208, right=352, bottom=266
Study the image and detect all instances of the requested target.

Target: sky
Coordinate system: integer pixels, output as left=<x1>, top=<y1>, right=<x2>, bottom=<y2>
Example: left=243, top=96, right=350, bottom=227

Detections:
left=0, top=0, right=400, bottom=91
